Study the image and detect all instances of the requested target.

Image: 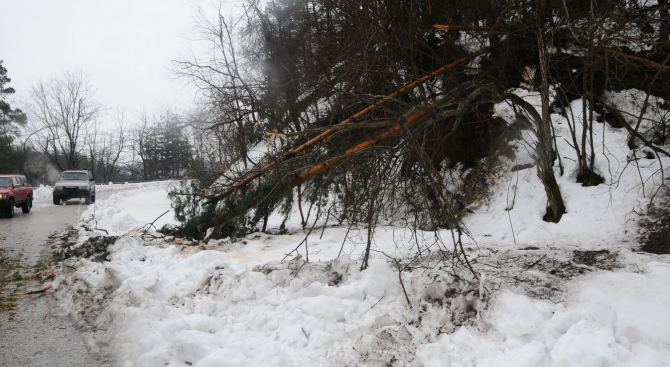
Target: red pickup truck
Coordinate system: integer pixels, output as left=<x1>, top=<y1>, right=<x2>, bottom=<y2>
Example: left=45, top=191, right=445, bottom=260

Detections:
left=0, top=174, right=33, bottom=218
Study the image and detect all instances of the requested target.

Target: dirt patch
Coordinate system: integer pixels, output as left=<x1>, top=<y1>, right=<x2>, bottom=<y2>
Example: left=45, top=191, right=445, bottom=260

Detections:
left=0, top=253, right=25, bottom=316
left=526, top=250, right=619, bottom=278
left=572, top=250, right=619, bottom=270
left=640, top=208, right=670, bottom=254
left=54, top=236, right=119, bottom=263
left=470, top=247, right=622, bottom=304
left=0, top=300, right=17, bottom=312
left=576, top=171, right=605, bottom=187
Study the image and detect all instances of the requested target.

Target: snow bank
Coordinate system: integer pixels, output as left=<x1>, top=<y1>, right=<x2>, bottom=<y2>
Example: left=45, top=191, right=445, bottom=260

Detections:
left=80, top=181, right=177, bottom=235
left=55, top=238, right=417, bottom=366
left=33, top=184, right=54, bottom=207
left=419, top=264, right=670, bottom=366
left=32, top=181, right=172, bottom=208
left=94, top=181, right=173, bottom=192
left=54, top=235, right=670, bottom=367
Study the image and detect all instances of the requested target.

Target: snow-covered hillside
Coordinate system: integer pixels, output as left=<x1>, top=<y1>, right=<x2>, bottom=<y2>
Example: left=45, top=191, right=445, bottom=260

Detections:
left=49, top=90, right=670, bottom=366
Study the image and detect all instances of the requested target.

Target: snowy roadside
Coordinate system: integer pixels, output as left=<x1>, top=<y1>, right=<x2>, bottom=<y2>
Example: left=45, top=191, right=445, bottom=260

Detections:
left=32, top=181, right=175, bottom=209
left=48, top=89, right=670, bottom=366
left=50, top=228, right=670, bottom=367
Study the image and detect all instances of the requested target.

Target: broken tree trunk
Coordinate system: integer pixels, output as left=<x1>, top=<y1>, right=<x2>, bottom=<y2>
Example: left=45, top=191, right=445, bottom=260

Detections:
left=291, top=95, right=456, bottom=187
left=24, top=285, right=52, bottom=295
left=205, top=45, right=496, bottom=205
left=291, top=85, right=490, bottom=187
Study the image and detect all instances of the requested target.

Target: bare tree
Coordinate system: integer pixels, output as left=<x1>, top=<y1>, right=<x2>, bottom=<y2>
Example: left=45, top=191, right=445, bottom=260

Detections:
left=28, top=71, right=102, bottom=170
left=89, top=109, right=127, bottom=183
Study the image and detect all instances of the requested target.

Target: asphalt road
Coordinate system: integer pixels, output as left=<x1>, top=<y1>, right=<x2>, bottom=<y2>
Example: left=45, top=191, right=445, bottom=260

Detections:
left=0, top=190, right=122, bottom=367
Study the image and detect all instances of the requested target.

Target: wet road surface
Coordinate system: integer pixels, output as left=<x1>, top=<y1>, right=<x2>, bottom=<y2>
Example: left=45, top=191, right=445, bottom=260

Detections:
left=0, top=190, right=122, bottom=367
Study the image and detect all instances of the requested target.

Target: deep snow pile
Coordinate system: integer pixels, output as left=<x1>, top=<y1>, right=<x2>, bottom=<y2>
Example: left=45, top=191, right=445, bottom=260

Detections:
left=32, top=184, right=54, bottom=207
left=419, top=262, right=670, bottom=366
left=51, top=88, right=670, bottom=366
left=53, top=235, right=670, bottom=367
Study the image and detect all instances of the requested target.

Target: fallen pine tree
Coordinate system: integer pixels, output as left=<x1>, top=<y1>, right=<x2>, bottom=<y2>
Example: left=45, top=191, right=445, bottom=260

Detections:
left=170, top=0, right=670, bottom=261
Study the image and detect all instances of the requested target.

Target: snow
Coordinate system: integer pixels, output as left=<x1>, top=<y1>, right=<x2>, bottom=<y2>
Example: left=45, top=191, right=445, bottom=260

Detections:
left=470, top=88, right=668, bottom=250
left=94, top=181, right=174, bottom=192
left=419, top=266, right=670, bottom=366
left=570, top=261, right=670, bottom=343
left=32, top=181, right=174, bottom=208
left=487, top=292, right=546, bottom=336
left=80, top=181, right=178, bottom=235
left=51, top=88, right=670, bottom=366
left=32, top=184, right=54, bottom=207
left=56, top=243, right=401, bottom=366
left=54, top=236, right=670, bottom=366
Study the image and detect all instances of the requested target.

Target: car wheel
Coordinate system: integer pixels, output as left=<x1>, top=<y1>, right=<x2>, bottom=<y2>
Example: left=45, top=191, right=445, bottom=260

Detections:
left=91, top=193, right=96, bottom=203
left=21, top=197, right=32, bottom=214
left=5, top=199, right=14, bottom=218
left=85, top=193, right=91, bottom=204
left=53, top=194, right=61, bottom=205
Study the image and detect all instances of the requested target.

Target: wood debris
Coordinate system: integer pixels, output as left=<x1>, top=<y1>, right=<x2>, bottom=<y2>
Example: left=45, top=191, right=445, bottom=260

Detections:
left=24, top=285, right=52, bottom=295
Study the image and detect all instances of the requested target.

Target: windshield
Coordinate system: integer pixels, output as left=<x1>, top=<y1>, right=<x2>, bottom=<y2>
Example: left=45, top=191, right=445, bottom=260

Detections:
left=0, top=177, right=10, bottom=188
left=62, top=172, right=88, bottom=181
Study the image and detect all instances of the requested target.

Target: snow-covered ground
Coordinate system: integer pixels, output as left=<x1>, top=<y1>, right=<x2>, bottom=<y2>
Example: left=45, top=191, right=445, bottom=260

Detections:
left=79, top=181, right=178, bottom=235
left=51, top=89, right=670, bottom=366
left=54, top=234, right=670, bottom=367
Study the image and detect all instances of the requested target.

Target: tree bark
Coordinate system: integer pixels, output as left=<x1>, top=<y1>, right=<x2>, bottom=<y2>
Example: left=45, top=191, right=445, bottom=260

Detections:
left=536, top=0, right=566, bottom=223
left=291, top=95, right=456, bottom=186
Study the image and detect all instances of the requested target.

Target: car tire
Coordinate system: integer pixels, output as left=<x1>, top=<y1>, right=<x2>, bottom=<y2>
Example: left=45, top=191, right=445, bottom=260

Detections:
left=21, top=197, right=32, bottom=213
left=53, top=194, right=61, bottom=205
left=91, top=193, right=96, bottom=203
left=5, top=199, right=14, bottom=218
left=85, top=193, right=91, bottom=204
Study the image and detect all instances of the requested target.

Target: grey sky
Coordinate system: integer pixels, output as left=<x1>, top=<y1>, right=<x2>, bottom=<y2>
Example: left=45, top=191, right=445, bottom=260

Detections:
left=0, top=0, right=210, bottom=120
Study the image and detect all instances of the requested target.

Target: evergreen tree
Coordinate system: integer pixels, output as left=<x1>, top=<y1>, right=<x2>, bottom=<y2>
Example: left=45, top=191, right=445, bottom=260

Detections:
left=0, top=60, right=27, bottom=173
left=137, top=110, right=193, bottom=180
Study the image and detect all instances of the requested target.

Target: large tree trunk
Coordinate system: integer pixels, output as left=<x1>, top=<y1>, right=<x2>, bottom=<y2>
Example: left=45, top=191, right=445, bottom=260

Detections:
left=536, top=0, right=566, bottom=223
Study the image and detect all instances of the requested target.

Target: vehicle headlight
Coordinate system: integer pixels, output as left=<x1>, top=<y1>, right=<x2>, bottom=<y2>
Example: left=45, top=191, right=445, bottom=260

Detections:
left=0, top=194, right=5, bottom=199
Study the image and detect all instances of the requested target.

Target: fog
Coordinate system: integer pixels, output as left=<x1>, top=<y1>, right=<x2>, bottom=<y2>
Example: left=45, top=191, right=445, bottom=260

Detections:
left=0, top=0, right=204, bottom=119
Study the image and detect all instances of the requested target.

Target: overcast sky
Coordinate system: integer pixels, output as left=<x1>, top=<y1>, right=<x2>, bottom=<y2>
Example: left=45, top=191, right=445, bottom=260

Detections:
left=0, top=0, right=220, bottom=122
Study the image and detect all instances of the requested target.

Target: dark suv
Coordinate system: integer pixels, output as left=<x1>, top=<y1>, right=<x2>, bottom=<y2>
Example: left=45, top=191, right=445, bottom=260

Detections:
left=53, top=170, right=96, bottom=205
